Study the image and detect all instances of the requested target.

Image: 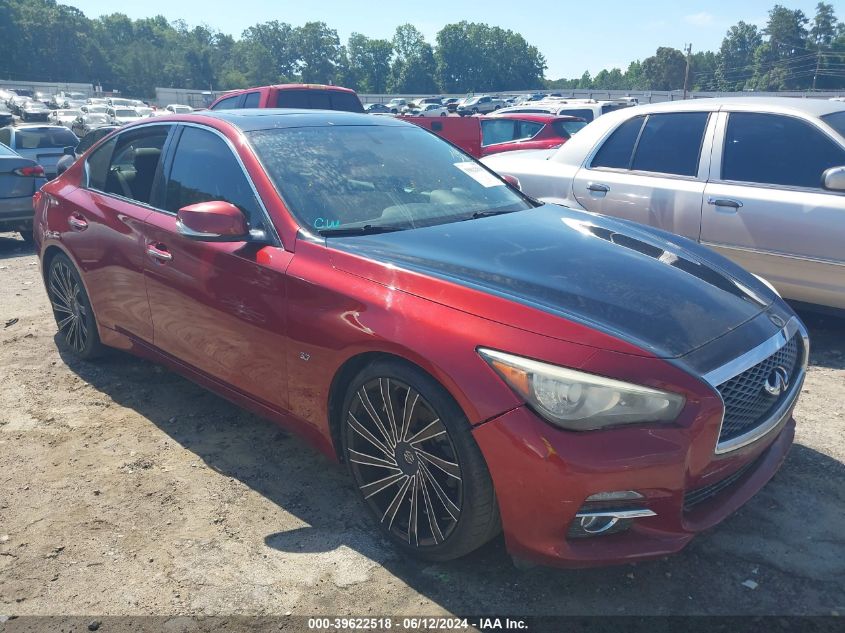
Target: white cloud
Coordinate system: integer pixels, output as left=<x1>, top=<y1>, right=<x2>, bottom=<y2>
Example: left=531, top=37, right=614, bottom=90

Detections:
left=684, top=12, right=715, bottom=26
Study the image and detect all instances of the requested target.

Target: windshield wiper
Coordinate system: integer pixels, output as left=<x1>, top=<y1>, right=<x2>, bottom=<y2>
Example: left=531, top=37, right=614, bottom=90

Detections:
left=464, top=208, right=521, bottom=220
left=318, top=224, right=406, bottom=237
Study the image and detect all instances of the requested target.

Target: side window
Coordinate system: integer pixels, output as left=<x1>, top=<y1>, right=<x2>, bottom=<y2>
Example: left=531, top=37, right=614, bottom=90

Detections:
left=210, top=95, right=241, bottom=110
left=96, top=126, right=169, bottom=204
left=0, top=129, right=10, bottom=146
left=631, top=112, right=709, bottom=177
left=242, top=92, right=260, bottom=108
left=481, top=119, right=517, bottom=146
left=723, top=112, right=845, bottom=189
left=515, top=121, right=544, bottom=140
left=85, top=137, right=116, bottom=191
left=591, top=116, right=645, bottom=169
left=164, top=127, right=263, bottom=229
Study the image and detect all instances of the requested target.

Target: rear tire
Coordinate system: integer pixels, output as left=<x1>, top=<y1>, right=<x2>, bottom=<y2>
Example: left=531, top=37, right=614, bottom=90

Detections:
left=47, top=253, right=104, bottom=361
left=341, top=359, right=500, bottom=561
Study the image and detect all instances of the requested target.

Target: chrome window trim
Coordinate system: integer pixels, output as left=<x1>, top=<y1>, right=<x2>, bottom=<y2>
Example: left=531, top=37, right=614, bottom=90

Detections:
left=702, top=241, right=845, bottom=268
left=704, top=316, right=809, bottom=454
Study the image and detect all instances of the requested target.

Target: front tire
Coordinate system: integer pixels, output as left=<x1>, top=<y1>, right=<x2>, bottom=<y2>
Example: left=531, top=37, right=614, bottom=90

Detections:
left=341, top=360, right=500, bottom=561
left=47, top=253, right=104, bottom=360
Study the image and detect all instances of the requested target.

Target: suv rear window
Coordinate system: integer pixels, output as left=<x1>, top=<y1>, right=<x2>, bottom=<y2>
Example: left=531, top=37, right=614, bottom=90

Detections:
left=274, top=89, right=364, bottom=113
left=14, top=127, right=78, bottom=149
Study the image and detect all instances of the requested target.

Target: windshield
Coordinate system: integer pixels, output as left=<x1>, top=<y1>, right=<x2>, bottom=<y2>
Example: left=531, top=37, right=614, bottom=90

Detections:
left=248, top=124, right=532, bottom=234
left=86, top=105, right=107, bottom=113
left=111, top=99, right=132, bottom=107
left=115, top=109, right=137, bottom=117
left=553, top=119, right=588, bottom=137
left=821, top=111, right=845, bottom=139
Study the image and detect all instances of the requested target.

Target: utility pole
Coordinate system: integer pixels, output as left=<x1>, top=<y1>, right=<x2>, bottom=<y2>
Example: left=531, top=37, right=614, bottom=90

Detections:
left=812, top=44, right=822, bottom=92
left=683, top=43, right=692, bottom=100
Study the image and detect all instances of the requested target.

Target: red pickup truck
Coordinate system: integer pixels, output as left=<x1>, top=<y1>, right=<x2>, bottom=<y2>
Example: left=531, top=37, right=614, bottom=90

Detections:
left=208, top=84, right=364, bottom=113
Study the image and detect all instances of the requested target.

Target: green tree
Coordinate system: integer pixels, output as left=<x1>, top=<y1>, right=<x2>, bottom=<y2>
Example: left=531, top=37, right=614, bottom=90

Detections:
left=641, top=47, right=686, bottom=90
left=295, top=21, right=341, bottom=84
left=347, top=33, right=393, bottom=93
left=389, top=24, right=438, bottom=93
left=239, top=21, right=298, bottom=85
left=716, top=21, right=762, bottom=90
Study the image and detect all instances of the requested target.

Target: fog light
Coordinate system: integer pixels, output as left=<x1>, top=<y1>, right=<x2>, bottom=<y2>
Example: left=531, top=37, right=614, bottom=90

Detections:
left=568, top=507, right=656, bottom=539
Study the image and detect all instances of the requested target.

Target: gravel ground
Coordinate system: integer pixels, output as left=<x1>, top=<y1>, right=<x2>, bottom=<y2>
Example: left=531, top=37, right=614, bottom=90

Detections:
left=0, top=231, right=843, bottom=618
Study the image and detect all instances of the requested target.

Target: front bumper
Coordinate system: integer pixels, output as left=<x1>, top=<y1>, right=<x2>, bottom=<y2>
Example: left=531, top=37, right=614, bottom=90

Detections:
left=473, top=405, right=795, bottom=567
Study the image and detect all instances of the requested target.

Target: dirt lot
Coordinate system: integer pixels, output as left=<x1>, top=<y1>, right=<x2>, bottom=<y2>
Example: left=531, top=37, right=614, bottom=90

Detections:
left=0, top=231, right=844, bottom=618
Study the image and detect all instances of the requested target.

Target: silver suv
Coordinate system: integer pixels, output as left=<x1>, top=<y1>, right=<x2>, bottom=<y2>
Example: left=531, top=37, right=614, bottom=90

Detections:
left=457, top=95, right=506, bottom=116
left=482, top=97, right=845, bottom=310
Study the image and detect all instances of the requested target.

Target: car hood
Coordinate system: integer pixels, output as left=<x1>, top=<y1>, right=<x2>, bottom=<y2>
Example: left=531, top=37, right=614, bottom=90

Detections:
left=327, top=204, right=776, bottom=358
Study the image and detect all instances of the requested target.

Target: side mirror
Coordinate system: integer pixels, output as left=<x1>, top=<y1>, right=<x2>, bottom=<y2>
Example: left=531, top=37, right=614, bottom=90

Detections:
left=822, top=166, right=845, bottom=192
left=501, top=174, right=522, bottom=190
left=63, top=146, right=75, bottom=156
left=176, top=201, right=249, bottom=242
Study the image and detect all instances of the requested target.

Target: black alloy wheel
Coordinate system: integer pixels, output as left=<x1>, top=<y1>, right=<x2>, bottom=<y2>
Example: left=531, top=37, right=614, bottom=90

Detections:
left=47, top=253, right=103, bottom=360
left=342, top=360, right=500, bottom=561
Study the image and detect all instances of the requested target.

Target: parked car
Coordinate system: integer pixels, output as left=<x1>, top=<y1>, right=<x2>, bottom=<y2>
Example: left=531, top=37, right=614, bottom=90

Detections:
left=107, top=98, right=137, bottom=108
left=49, top=109, right=83, bottom=129
left=165, top=104, right=193, bottom=114
left=483, top=97, right=845, bottom=310
left=8, top=95, right=33, bottom=116
left=209, top=84, right=364, bottom=113
left=0, top=142, right=47, bottom=241
left=52, top=91, right=88, bottom=109
left=491, top=99, right=634, bottom=123
left=72, top=113, right=111, bottom=137
left=0, top=106, right=12, bottom=128
left=444, top=97, right=461, bottom=112
left=107, top=107, right=142, bottom=125
left=134, top=106, right=155, bottom=117
left=35, top=110, right=807, bottom=568
left=415, top=104, right=450, bottom=117
left=364, top=103, right=391, bottom=114
left=56, top=125, right=119, bottom=176
left=0, top=125, right=78, bottom=178
left=480, top=114, right=587, bottom=156
left=456, top=95, right=506, bottom=116
left=385, top=98, right=408, bottom=114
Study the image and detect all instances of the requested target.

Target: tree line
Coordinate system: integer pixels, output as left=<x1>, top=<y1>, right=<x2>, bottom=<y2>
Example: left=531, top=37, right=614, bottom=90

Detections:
left=1, top=0, right=843, bottom=98
left=550, top=3, right=845, bottom=92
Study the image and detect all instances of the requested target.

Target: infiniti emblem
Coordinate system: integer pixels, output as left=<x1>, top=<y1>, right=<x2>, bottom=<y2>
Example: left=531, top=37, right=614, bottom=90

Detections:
left=763, top=366, right=790, bottom=397
left=403, top=450, right=415, bottom=465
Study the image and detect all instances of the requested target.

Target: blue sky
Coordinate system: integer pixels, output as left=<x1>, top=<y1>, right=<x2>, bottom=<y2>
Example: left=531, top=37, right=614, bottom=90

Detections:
left=69, top=0, right=829, bottom=78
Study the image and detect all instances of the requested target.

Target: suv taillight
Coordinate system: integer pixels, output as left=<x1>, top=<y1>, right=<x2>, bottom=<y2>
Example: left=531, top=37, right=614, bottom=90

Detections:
left=15, top=165, right=45, bottom=177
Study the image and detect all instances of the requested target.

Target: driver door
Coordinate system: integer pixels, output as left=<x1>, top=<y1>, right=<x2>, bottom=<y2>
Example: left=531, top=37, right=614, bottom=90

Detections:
left=141, top=125, right=294, bottom=410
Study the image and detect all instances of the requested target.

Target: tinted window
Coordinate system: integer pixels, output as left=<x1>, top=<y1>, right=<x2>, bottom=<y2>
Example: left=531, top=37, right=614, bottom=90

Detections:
left=560, top=108, right=594, bottom=122
left=631, top=112, right=708, bottom=176
left=516, top=121, right=544, bottom=139
left=0, top=129, right=10, bottom=146
left=243, top=92, right=260, bottom=108
left=86, top=137, right=116, bottom=191
left=77, top=127, right=114, bottom=154
left=591, top=116, right=644, bottom=169
left=552, top=120, right=587, bottom=137
left=165, top=127, right=262, bottom=228
left=97, top=127, right=168, bottom=204
left=211, top=95, right=241, bottom=110
left=723, top=112, right=845, bottom=188
left=821, top=111, right=845, bottom=139
left=274, top=89, right=364, bottom=113
left=481, top=119, right=516, bottom=146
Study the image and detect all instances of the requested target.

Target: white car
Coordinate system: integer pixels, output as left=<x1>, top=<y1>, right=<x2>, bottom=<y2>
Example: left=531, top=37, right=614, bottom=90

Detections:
left=49, top=109, right=83, bottom=128
left=490, top=99, right=632, bottom=123
left=107, top=107, right=142, bottom=125
left=415, top=104, right=449, bottom=117
left=165, top=104, right=193, bottom=114
left=482, top=97, right=845, bottom=310
left=385, top=98, right=408, bottom=114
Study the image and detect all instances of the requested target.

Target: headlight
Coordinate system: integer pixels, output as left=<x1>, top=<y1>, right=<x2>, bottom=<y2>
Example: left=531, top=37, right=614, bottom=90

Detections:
left=478, top=348, right=685, bottom=431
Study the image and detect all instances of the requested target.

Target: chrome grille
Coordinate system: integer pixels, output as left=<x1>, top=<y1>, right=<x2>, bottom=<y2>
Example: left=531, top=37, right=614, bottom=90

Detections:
left=716, top=334, right=801, bottom=444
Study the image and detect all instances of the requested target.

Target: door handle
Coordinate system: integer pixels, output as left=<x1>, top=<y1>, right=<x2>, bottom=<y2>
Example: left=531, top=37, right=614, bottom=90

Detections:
left=587, top=182, right=610, bottom=193
left=68, top=214, right=88, bottom=231
left=708, top=197, right=743, bottom=209
left=146, top=243, right=172, bottom=263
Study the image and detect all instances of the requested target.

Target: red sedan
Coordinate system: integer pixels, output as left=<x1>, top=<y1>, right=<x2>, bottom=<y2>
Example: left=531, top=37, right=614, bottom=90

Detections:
left=34, top=110, right=807, bottom=567
left=480, top=113, right=587, bottom=156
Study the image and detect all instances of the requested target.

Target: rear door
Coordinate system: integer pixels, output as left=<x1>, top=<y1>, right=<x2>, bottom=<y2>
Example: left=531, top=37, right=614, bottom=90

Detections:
left=57, top=124, right=174, bottom=341
left=702, top=111, right=845, bottom=308
left=141, top=124, right=293, bottom=410
left=571, top=111, right=714, bottom=241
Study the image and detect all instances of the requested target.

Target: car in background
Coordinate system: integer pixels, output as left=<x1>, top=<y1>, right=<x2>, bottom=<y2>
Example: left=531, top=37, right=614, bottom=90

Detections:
left=482, top=97, right=845, bottom=310
left=415, top=104, right=449, bottom=117
left=35, top=109, right=808, bottom=569
left=107, top=98, right=137, bottom=108
left=20, top=101, right=51, bottom=123
left=480, top=114, right=587, bottom=156
left=49, top=109, right=83, bottom=129
left=72, top=112, right=111, bottom=137
left=364, top=103, right=391, bottom=114
left=491, top=99, right=635, bottom=123
left=165, top=104, right=193, bottom=114
left=456, top=95, right=506, bottom=116
left=444, top=97, right=461, bottom=112
left=135, top=106, right=155, bottom=117
left=209, top=84, right=364, bottom=113
left=81, top=104, right=108, bottom=116
left=86, top=97, right=109, bottom=106
left=0, top=142, right=47, bottom=242
left=385, top=98, right=408, bottom=114
left=8, top=95, right=33, bottom=116
left=51, top=91, right=88, bottom=109
left=107, top=107, right=142, bottom=126
left=0, top=125, right=78, bottom=178
left=56, top=125, right=119, bottom=176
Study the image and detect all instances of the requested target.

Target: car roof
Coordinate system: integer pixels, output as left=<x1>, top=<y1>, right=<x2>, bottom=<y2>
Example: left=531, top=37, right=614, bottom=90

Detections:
left=487, top=113, right=585, bottom=123
left=168, top=108, right=410, bottom=132
left=633, top=96, right=845, bottom=117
